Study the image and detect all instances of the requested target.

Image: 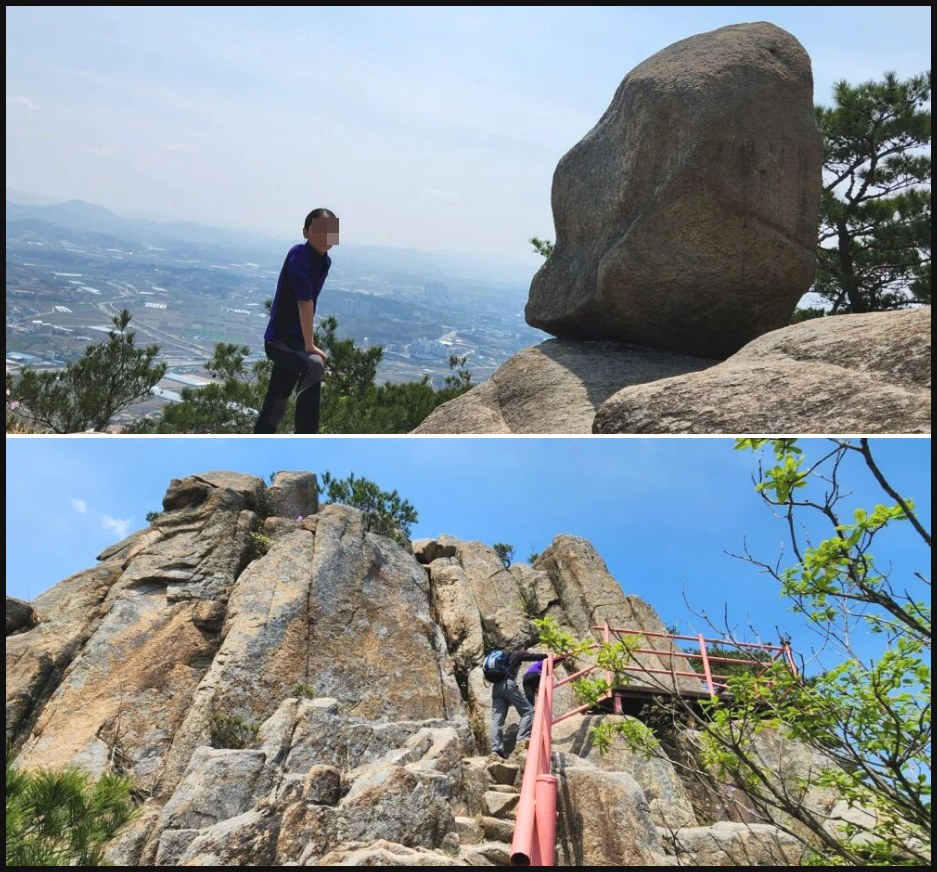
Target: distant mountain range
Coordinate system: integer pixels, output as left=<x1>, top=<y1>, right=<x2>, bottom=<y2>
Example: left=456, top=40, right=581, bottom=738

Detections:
left=5, top=190, right=539, bottom=290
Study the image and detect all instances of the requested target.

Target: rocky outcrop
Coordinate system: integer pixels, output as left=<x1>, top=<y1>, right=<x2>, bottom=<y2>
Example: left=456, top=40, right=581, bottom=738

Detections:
left=553, top=715, right=698, bottom=830
left=526, top=22, right=821, bottom=359
left=8, top=472, right=265, bottom=779
left=8, top=470, right=850, bottom=866
left=593, top=308, right=932, bottom=433
left=6, top=596, right=37, bottom=636
left=413, top=340, right=713, bottom=434
left=417, top=308, right=931, bottom=434
left=556, top=761, right=676, bottom=866
left=665, top=822, right=807, bottom=866
left=535, top=536, right=700, bottom=694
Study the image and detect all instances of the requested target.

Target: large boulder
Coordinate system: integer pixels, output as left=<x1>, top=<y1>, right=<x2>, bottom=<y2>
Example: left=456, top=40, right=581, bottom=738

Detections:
left=555, top=762, right=674, bottom=866
left=413, top=340, right=712, bottom=434
left=526, top=22, right=822, bottom=359
left=593, top=308, right=932, bottom=433
left=6, top=596, right=38, bottom=636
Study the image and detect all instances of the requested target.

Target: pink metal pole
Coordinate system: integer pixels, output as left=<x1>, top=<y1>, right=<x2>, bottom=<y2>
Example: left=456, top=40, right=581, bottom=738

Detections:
left=698, top=634, right=716, bottom=698
left=512, top=701, right=543, bottom=863
left=511, top=654, right=555, bottom=866
left=603, top=621, right=612, bottom=692
left=602, top=620, right=622, bottom=713
left=535, top=774, right=558, bottom=865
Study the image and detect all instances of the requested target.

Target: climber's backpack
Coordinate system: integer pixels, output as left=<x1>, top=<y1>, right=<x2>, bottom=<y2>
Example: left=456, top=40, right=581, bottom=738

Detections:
left=483, top=649, right=510, bottom=682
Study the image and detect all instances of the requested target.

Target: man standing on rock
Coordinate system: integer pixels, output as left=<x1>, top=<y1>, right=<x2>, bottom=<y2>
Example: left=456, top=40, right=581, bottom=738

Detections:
left=254, top=208, right=338, bottom=434
left=489, top=649, right=547, bottom=759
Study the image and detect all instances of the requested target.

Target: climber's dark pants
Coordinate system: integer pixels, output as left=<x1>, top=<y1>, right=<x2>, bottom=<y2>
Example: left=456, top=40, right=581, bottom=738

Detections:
left=253, top=340, right=324, bottom=434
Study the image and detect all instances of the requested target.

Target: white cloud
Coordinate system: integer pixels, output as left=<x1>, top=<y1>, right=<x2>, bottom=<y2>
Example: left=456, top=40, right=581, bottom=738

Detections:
left=101, top=515, right=132, bottom=538
left=68, top=498, right=132, bottom=538
left=6, top=96, right=39, bottom=112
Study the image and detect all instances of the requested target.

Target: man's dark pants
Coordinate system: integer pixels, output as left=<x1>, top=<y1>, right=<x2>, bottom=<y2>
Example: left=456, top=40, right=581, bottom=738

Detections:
left=523, top=675, right=540, bottom=708
left=253, top=340, right=325, bottom=434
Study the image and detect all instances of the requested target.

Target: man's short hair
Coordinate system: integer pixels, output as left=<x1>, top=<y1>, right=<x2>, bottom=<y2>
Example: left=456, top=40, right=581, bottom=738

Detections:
left=304, top=208, right=338, bottom=231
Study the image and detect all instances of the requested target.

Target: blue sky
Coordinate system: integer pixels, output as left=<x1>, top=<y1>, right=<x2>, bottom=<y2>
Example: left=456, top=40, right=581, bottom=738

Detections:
left=5, top=6, right=931, bottom=262
left=6, top=436, right=930, bottom=671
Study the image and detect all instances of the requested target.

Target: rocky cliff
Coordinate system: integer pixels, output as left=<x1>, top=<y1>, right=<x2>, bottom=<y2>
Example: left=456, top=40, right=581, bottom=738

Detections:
left=7, top=471, right=830, bottom=866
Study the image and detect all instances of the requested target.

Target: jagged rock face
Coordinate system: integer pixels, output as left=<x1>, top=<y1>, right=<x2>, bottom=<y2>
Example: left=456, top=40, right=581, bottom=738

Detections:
left=147, top=701, right=470, bottom=866
left=594, top=307, right=933, bottom=433
left=666, top=822, right=807, bottom=866
left=556, top=762, right=674, bottom=866
left=535, top=536, right=701, bottom=694
left=526, top=22, right=822, bottom=359
left=8, top=472, right=838, bottom=866
left=8, top=473, right=265, bottom=782
left=553, top=715, right=698, bottom=829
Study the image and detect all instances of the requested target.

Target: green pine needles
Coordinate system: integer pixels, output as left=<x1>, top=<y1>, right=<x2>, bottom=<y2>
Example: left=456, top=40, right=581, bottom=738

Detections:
left=6, top=753, right=137, bottom=867
left=317, top=471, right=417, bottom=546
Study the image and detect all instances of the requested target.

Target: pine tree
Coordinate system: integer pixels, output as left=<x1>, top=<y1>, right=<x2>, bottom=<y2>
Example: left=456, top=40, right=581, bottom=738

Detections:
left=129, top=343, right=268, bottom=434
left=815, top=71, right=931, bottom=313
left=6, top=756, right=137, bottom=866
left=317, top=471, right=418, bottom=545
left=493, top=543, right=515, bottom=568
left=130, top=315, right=473, bottom=434
left=11, top=310, right=166, bottom=433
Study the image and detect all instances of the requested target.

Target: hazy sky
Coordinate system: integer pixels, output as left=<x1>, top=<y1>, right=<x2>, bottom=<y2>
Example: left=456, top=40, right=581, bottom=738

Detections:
left=6, top=436, right=930, bottom=670
left=5, top=6, right=931, bottom=262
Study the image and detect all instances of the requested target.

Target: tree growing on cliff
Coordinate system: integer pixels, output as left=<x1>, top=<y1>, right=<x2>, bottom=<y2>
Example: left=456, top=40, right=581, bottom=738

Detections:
left=6, top=755, right=137, bottom=866
left=11, top=310, right=166, bottom=433
left=815, top=71, right=931, bottom=313
left=493, top=543, right=515, bottom=568
left=539, top=439, right=931, bottom=866
left=708, top=439, right=929, bottom=864
left=529, top=236, right=554, bottom=258
left=317, top=471, right=418, bottom=545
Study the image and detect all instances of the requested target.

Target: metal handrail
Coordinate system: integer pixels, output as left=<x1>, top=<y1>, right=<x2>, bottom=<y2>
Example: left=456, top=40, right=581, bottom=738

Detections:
left=510, top=653, right=557, bottom=866
left=509, top=626, right=798, bottom=866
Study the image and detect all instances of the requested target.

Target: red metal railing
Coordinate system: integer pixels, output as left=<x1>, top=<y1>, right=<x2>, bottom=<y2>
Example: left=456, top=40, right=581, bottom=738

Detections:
left=510, top=652, right=558, bottom=866
left=509, top=626, right=797, bottom=866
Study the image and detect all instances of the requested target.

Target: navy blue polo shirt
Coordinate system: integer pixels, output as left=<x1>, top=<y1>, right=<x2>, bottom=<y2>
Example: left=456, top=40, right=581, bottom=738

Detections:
left=264, top=242, right=331, bottom=344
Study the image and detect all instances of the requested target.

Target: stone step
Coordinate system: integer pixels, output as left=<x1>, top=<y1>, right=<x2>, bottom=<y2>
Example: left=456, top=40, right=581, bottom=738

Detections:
left=483, top=789, right=520, bottom=819
left=461, top=840, right=512, bottom=866
left=479, top=815, right=516, bottom=844
left=455, top=815, right=484, bottom=846
left=486, top=760, right=520, bottom=786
